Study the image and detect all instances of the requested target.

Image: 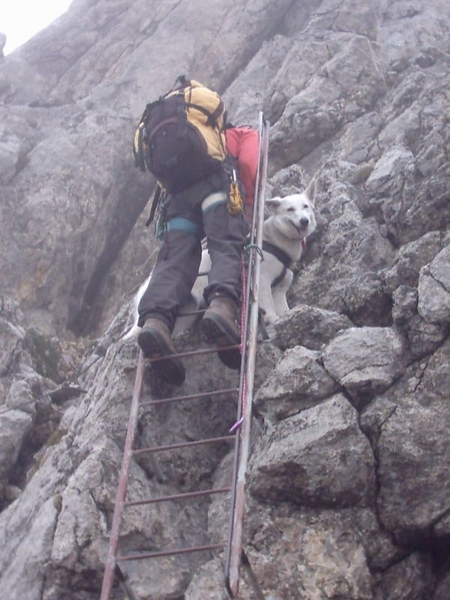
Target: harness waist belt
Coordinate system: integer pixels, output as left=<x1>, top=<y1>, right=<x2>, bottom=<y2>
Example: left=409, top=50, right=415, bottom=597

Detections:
left=167, top=217, right=200, bottom=235
left=201, top=191, right=227, bottom=213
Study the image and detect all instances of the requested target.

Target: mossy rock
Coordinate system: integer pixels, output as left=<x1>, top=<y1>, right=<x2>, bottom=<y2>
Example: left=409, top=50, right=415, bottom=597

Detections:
left=24, top=328, right=61, bottom=381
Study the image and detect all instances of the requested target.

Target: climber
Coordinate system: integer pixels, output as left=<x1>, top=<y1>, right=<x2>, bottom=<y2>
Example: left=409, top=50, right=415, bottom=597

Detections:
left=133, top=78, right=247, bottom=386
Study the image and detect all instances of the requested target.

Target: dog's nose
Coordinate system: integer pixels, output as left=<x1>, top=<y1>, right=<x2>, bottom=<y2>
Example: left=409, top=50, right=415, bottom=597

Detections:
left=300, top=217, right=309, bottom=227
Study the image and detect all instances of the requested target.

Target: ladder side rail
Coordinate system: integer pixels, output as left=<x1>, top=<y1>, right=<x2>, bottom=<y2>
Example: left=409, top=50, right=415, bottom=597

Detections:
left=225, top=114, right=270, bottom=598
left=224, top=111, right=266, bottom=583
left=240, top=111, right=269, bottom=369
left=235, top=110, right=267, bottom=386
left=100, top=350, right=146, bottom=600
left=223, top=109, right=267, bottom=576
left=224, top=110, right=268, bottom=584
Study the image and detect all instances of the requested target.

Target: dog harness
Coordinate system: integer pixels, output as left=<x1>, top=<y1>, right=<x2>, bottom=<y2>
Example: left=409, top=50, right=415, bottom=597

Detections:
left=262, top=241, right=292, bottom=288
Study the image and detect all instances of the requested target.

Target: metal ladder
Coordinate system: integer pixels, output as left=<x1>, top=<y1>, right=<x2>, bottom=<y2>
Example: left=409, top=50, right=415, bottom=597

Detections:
left=100, top=113, right=270, bottom=600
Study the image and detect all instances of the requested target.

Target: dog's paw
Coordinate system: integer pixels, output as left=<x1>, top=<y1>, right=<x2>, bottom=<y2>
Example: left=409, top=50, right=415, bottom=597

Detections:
left=265, top=323, right=277, bottom=340
left=263, top=312, right=278, bottom=326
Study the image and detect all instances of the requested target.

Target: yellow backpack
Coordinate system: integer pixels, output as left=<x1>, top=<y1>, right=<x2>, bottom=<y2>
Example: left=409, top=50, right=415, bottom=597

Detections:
left=133, top=76, right=227, bottom=193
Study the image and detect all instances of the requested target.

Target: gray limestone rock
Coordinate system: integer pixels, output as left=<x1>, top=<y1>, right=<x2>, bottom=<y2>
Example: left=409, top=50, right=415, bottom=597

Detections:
left=254, top=346, right=339, bottom=420
left=372, top=551, right=434, bottom=600
left=361, top=339, right=450, bottom=545
left=322, top=326, right=407, bottom=406
left=0, top=409, right=33, bottom=478
left=384, top=231, right=449, bottom=293
left=246, top=512, right=373, bottom=600
left=249, top=394, right=375, bottom=508
left=376, top=388, right=450, bottom=544
left=418, top=245, right=450, bottom=324
left=434, top=572, right=450, bottom=600
left=272, top=303, right=353, bottom=351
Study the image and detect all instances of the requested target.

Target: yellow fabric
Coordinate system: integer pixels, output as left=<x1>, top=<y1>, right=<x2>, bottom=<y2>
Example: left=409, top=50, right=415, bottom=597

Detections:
left=228, top=181, right=243, bottom=215
left=166, top=80, right=226, bottom=162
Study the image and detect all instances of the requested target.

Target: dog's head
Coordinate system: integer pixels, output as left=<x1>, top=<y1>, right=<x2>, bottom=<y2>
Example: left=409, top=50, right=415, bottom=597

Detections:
left=266, top=179, right=317, bottom=241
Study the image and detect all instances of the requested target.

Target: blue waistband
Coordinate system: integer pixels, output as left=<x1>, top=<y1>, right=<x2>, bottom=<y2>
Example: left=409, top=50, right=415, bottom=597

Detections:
left=166, top=217, right=200, bottom=235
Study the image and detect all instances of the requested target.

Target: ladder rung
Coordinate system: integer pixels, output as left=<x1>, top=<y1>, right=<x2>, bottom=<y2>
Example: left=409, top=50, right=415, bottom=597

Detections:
left=125, top=486, right=231, bottom=507
left=148, top=344, right=241, bottom=362
left=140, top=387, right=239, bottom=407
left=133, top=435, right=235, bottom=456
left=118, top=543, right=224, bottom=561
left=177, top=308, right=205, bottom=316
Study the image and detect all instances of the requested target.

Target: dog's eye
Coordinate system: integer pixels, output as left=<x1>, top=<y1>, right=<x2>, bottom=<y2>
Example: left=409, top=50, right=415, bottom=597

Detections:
left=287, top=207, right=295, bottom=212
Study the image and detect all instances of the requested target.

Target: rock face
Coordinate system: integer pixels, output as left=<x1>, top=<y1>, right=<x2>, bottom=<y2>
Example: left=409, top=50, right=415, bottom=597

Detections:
left=1, top=0, right=450, bottom=599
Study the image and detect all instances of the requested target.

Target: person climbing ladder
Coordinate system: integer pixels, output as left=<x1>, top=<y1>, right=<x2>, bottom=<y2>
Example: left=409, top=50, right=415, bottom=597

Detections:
left=132, top=76, right=247, bottom=385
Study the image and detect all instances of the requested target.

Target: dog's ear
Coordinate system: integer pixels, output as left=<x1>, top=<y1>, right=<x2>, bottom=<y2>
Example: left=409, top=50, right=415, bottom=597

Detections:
left=265, top=197, right=282, bottom=209
left=304, top=179, right=316, bottom=206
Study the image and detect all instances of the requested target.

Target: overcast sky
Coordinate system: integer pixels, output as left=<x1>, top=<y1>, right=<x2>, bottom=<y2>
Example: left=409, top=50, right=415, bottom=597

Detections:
left=1, top=0, right=72, bottom=54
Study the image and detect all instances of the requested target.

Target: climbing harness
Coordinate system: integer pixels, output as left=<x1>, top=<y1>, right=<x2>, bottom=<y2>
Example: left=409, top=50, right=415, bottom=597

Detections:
left=262, top=239, right=292, bottom=288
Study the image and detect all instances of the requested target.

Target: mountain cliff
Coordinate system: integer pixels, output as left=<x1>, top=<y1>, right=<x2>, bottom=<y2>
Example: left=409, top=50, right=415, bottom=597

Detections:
left=1, top=0, right=450, bottom=598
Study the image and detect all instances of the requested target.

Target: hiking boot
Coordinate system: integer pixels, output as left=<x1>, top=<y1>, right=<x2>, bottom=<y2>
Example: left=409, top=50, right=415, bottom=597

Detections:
left=199, top=295, right=241, bottom=370
left=138, top=318, right=185, bottom=385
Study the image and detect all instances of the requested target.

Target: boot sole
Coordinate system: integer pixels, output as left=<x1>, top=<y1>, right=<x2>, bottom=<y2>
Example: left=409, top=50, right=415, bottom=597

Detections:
left=199, top=314, right=241, bottom=370
left=138, top=329, right=185, bottom=386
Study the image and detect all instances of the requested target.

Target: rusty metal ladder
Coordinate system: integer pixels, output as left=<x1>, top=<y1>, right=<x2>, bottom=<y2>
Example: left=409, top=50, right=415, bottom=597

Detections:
left=100, top=113, right=270, bottom=600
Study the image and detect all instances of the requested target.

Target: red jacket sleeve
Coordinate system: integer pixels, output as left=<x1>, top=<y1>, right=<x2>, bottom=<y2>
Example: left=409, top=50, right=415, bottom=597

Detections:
left=225, top=127, right=259, bottom=207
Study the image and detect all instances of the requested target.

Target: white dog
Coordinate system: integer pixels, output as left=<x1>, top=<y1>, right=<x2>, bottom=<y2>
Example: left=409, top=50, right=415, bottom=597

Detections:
left=259, top=178, right=316, bottom=325
left=123, top=180, right=316, bottom=339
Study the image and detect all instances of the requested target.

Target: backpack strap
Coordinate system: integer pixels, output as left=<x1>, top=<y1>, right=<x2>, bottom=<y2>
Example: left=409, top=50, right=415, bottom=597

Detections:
left=185, top=100, right=224, bottom=129
left=262, top=240, right=292, bottom=288
left=145, top=185, right=163, bottom=227
left=133, top=100, right=161, bottom=172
